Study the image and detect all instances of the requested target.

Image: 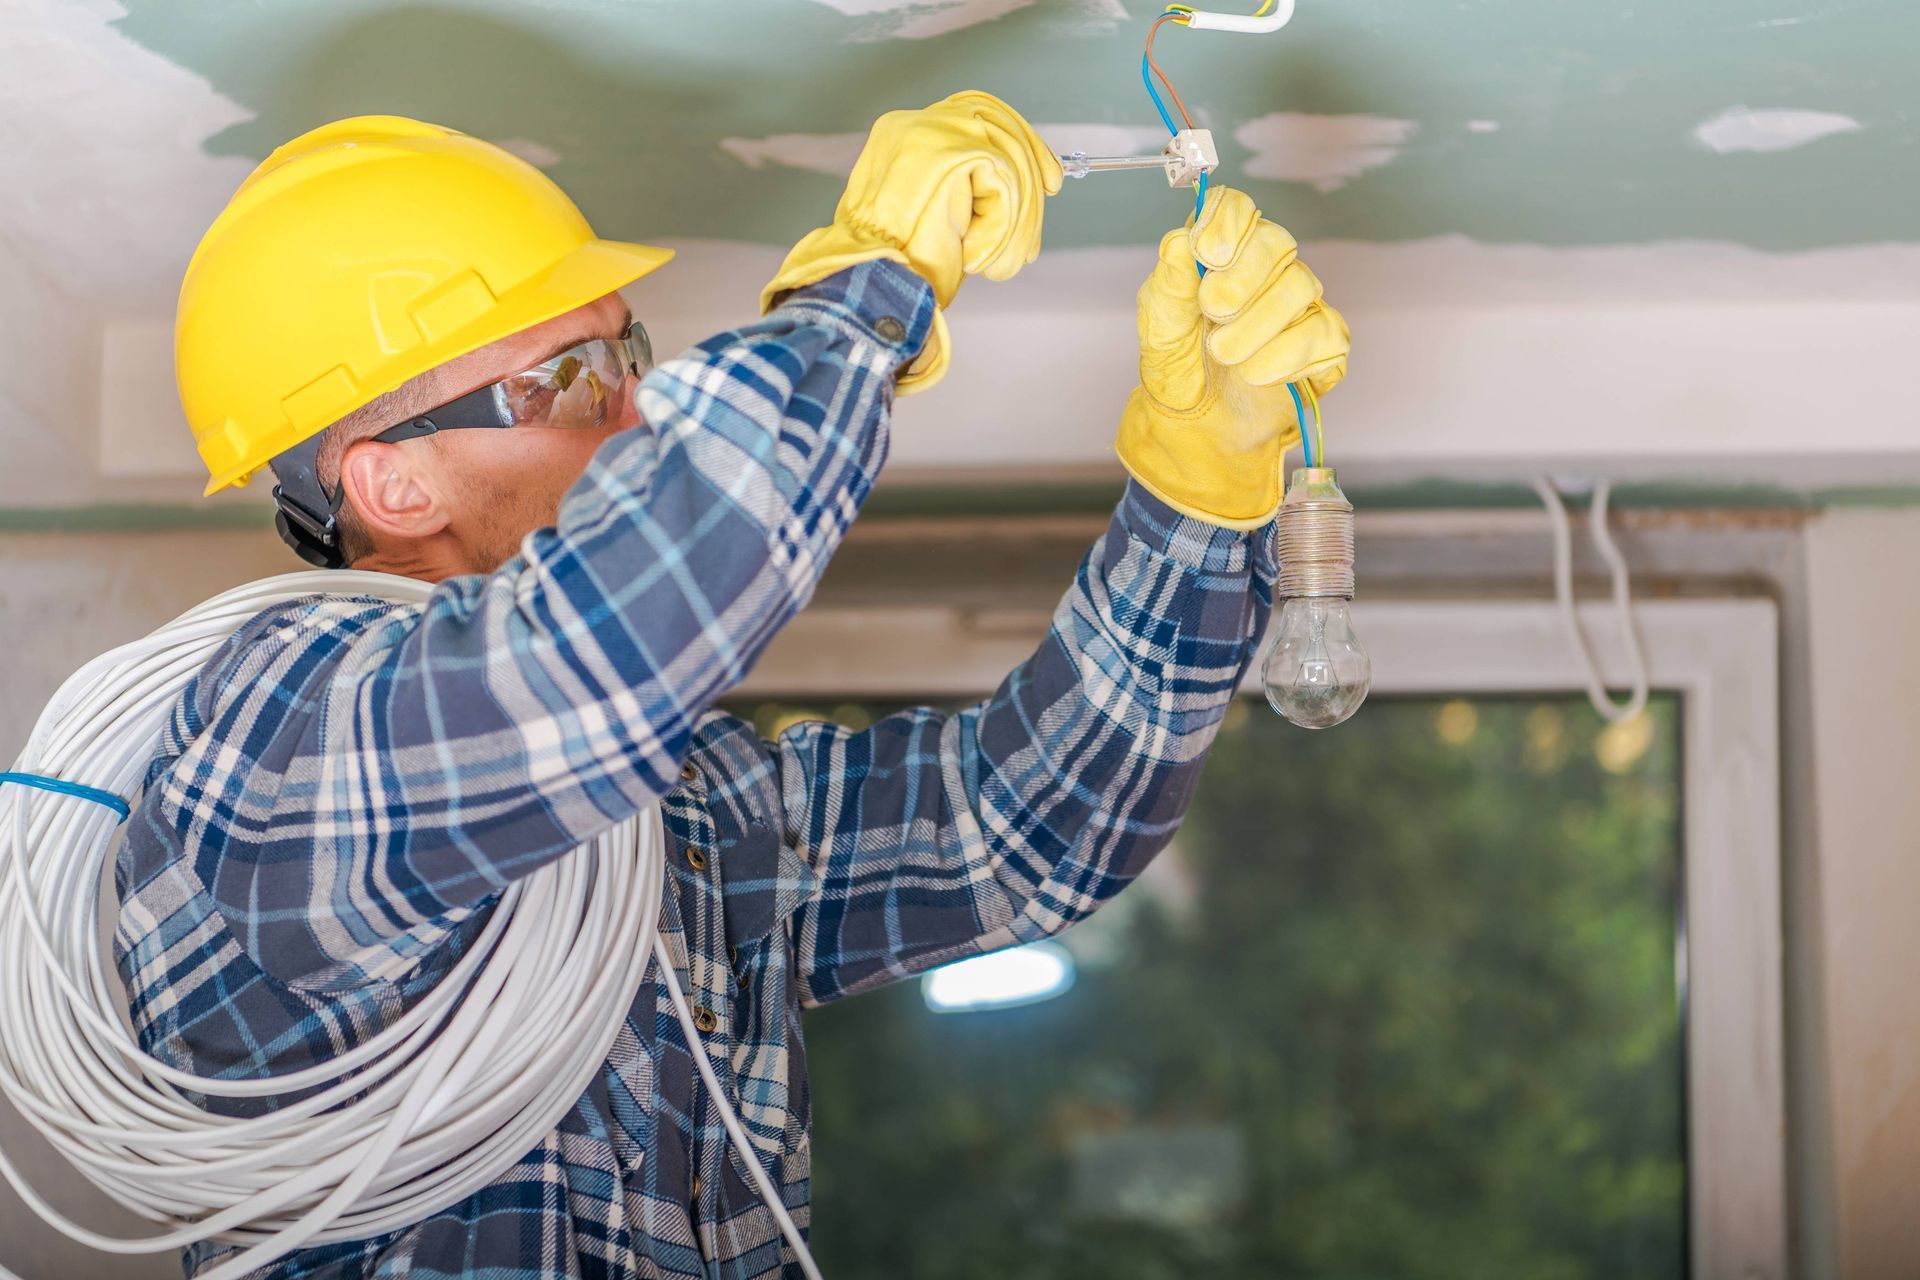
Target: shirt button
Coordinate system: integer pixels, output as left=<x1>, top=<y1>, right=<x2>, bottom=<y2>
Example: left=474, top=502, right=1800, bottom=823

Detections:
left=692, top=1006, right=719, bottom=1034
left=691, top=1172, right=703, bottom=1201
left=680, top=761, right=699, bottom=783
left=686, top=846, right=709, bottom=872
left=874, top=315, right=906, bottom=343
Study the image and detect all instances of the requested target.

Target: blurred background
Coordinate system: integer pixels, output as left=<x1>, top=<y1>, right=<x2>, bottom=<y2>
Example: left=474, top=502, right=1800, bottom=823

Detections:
left=785, top=692, right=1686, bottom=1279
left=4, top=1, right=1918, bottom=1277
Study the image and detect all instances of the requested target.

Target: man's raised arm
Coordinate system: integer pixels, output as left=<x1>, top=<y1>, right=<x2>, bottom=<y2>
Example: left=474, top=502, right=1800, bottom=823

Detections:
left=779, top=187, right=1353, bottom=1002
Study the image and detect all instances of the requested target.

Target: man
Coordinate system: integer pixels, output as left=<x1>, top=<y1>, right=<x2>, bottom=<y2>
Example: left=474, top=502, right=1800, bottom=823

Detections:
left=125, top=92, right=1347, bottom=1277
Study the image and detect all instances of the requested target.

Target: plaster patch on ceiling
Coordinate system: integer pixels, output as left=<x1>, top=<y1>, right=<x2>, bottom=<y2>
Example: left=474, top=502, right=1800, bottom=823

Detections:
left=805, top=0, right=1035, bottom=41
left=1058, top=0, right=1130, bottom=26
left=721, top=132, right=867, bottom=176
left=1042, top=123, right=1177, bottom=157
left=5, top=0, right=253, bottom=303
left=805, top=0, right=1122, bottom=40
left=1693, top=106, right=1862, bottom=154
left=1236, top=113, right=1419, bottom=193
left=1753, top=8, right=1851, bottom=29
left=495, top=138, right=560, bottom=169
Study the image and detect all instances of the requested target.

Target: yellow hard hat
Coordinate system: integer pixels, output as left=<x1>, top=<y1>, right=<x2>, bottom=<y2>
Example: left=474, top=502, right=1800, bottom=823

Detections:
left=177, top=115, right=675, bottom=495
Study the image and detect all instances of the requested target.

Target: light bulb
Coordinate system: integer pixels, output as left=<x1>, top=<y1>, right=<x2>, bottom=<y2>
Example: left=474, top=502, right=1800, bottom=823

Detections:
left=1262, top=597, right=1370, bottom=728
left=1263, top=465, right=1371, bottom=729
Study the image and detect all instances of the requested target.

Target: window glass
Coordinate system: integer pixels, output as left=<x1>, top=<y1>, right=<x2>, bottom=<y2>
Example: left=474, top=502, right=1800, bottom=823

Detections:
left=744, top=695, right=1685, bottom=1280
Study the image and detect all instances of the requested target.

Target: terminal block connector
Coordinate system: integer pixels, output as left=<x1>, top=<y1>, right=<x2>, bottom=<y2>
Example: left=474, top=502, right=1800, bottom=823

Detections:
left=1060, top=129, right=1218, bottom=187
left=1160, top=129, right=1218, bottom=187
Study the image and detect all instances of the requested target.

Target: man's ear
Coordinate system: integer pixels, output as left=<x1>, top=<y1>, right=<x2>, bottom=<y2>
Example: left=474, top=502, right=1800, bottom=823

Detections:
left=338, top=439, right=451, bottom=543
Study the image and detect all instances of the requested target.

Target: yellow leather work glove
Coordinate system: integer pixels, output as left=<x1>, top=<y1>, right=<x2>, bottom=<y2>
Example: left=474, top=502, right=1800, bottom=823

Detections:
left=1116, top=187, right=1351, bottom=528
left=760, top=91, right=1063, bottom=394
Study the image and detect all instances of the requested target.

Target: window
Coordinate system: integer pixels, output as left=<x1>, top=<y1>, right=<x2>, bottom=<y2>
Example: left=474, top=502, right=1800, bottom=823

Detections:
left=741, top=598, right=1784, bottom=1279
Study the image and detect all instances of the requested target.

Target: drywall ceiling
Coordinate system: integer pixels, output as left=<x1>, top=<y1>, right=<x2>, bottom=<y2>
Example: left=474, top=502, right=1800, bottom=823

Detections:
left=110, top=0, right=1920, bottom=251
left=4, top=0, right=1918, bottom=509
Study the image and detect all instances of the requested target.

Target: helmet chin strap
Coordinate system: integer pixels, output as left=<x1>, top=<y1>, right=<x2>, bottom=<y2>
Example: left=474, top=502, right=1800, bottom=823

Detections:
left=268, top=433, right=347, bottom=569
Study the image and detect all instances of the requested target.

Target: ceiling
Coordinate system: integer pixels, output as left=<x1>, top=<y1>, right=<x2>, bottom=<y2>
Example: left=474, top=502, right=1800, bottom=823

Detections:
left=110, top=0, right=1917, bottom=252
left=3, top=0, right=1917, bottom=510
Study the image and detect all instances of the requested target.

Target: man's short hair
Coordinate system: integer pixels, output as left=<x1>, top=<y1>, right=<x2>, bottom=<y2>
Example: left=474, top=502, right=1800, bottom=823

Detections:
left=301, top=377, right=438, bottom=566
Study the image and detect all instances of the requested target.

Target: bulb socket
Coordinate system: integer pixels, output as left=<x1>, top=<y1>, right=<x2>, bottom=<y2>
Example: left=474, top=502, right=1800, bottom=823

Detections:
left=1276, top=467, right=1355, bottom=600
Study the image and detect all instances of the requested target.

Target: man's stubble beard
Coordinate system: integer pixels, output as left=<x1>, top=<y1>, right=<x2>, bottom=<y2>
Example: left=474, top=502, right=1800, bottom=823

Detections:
left=463, top=469, right=566, bottom=574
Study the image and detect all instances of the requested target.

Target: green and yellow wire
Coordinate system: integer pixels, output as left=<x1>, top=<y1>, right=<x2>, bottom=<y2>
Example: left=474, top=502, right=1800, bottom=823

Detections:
left=1302, top=378, right=1325, bottom=466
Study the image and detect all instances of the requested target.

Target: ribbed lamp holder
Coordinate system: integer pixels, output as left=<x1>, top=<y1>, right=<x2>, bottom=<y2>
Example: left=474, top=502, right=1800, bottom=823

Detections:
left=1275, top=467, right=1355, bottom=600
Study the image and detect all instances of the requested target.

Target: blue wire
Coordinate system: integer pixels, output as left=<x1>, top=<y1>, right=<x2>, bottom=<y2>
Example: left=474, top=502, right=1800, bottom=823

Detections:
left=1193, top=169, right=1211, bottom=277
left=1141, top=52, right=1179, bottom=136
left=1288, top=382, right=1313, bottom=466
left=1144, top=16, right=1213, bottom=279
left=1145, top=5, right=1312, bottom=474
left=0, top=771, right=130, bottom=822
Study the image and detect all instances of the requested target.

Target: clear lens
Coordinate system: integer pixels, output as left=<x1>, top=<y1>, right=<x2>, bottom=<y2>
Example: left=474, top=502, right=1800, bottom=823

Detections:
left=623, top=320, right=653, bottom=377
left=499, top=326, right=651, bottom=431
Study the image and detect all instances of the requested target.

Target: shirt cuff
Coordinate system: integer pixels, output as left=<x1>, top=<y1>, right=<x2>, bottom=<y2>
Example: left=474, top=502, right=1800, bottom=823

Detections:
left=775, top=259, right=938, bottom=373
left=1116, top=478, right=1280, bottom=580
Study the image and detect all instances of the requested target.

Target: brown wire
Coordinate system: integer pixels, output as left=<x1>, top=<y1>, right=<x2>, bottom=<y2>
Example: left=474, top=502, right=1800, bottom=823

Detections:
left=1145, top=14, right=1197, bottom=130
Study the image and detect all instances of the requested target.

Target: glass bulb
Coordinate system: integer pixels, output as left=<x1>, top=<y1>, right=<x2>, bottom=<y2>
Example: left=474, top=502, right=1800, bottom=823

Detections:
left=1262, top=597, right=1371, bottom=729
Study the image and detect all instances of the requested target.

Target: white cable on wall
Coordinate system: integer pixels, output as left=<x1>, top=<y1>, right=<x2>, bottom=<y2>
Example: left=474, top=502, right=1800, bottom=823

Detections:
left=0, top=572, right=821, bottom=1280
left=1531, top=477, right=1651, bottom=724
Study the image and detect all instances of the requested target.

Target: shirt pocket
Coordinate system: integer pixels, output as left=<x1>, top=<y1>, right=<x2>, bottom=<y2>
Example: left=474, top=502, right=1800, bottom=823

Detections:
left=714, top=816, right=816, bottom=958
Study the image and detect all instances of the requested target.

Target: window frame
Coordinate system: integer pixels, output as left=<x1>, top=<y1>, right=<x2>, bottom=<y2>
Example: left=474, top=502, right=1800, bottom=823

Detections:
left=740, top=596, right=1786, bottom=1280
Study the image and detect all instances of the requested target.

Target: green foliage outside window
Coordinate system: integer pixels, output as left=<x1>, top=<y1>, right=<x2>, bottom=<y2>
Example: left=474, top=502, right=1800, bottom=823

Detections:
left=775, top=696, right=1684, bottom=1279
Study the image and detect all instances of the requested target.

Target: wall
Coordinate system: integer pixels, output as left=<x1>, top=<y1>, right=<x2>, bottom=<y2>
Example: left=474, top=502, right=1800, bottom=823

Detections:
left=1799, top=509, right=1920, bottom=1280
left=77, top=237, right=1920, bottom=509
left=0, top=529, right=290, bottom=764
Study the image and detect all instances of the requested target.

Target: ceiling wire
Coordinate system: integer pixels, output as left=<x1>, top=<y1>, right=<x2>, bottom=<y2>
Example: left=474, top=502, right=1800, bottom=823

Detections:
left=1532, top=476, right=1652, bottom=723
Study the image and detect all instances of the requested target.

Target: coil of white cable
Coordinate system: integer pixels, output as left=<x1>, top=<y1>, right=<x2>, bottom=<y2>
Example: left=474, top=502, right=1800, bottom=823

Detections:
left=0, top=571, right=820, bottom=1280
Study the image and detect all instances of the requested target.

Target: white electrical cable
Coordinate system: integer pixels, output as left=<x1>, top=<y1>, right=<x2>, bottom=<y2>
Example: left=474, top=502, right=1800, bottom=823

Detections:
left=1532, top=477, right=1651, bottom=724
left=0, top=571, right=821, bottom=1280
left=1183, top=0, right=1296, bottom=34
left=653, top=937, right=824, bottom=1280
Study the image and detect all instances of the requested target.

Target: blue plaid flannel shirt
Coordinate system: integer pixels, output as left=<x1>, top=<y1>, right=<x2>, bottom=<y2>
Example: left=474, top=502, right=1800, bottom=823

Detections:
left=114, top=261, right=1279, bottom=1279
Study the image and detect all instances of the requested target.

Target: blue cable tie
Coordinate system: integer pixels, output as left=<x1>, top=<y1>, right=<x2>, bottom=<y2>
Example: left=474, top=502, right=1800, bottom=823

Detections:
left=0, top=772, right=131, bottom=822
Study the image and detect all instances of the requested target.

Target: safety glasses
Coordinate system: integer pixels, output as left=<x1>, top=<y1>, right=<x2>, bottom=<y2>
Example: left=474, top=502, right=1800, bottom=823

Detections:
left=370, top=321, right=654, bottom=444
left=271, top=319, right=654, bottom=567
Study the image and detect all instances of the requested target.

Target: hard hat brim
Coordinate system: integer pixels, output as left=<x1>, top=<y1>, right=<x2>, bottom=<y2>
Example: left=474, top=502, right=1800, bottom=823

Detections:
left=204, top=237, right=676, bottom=495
